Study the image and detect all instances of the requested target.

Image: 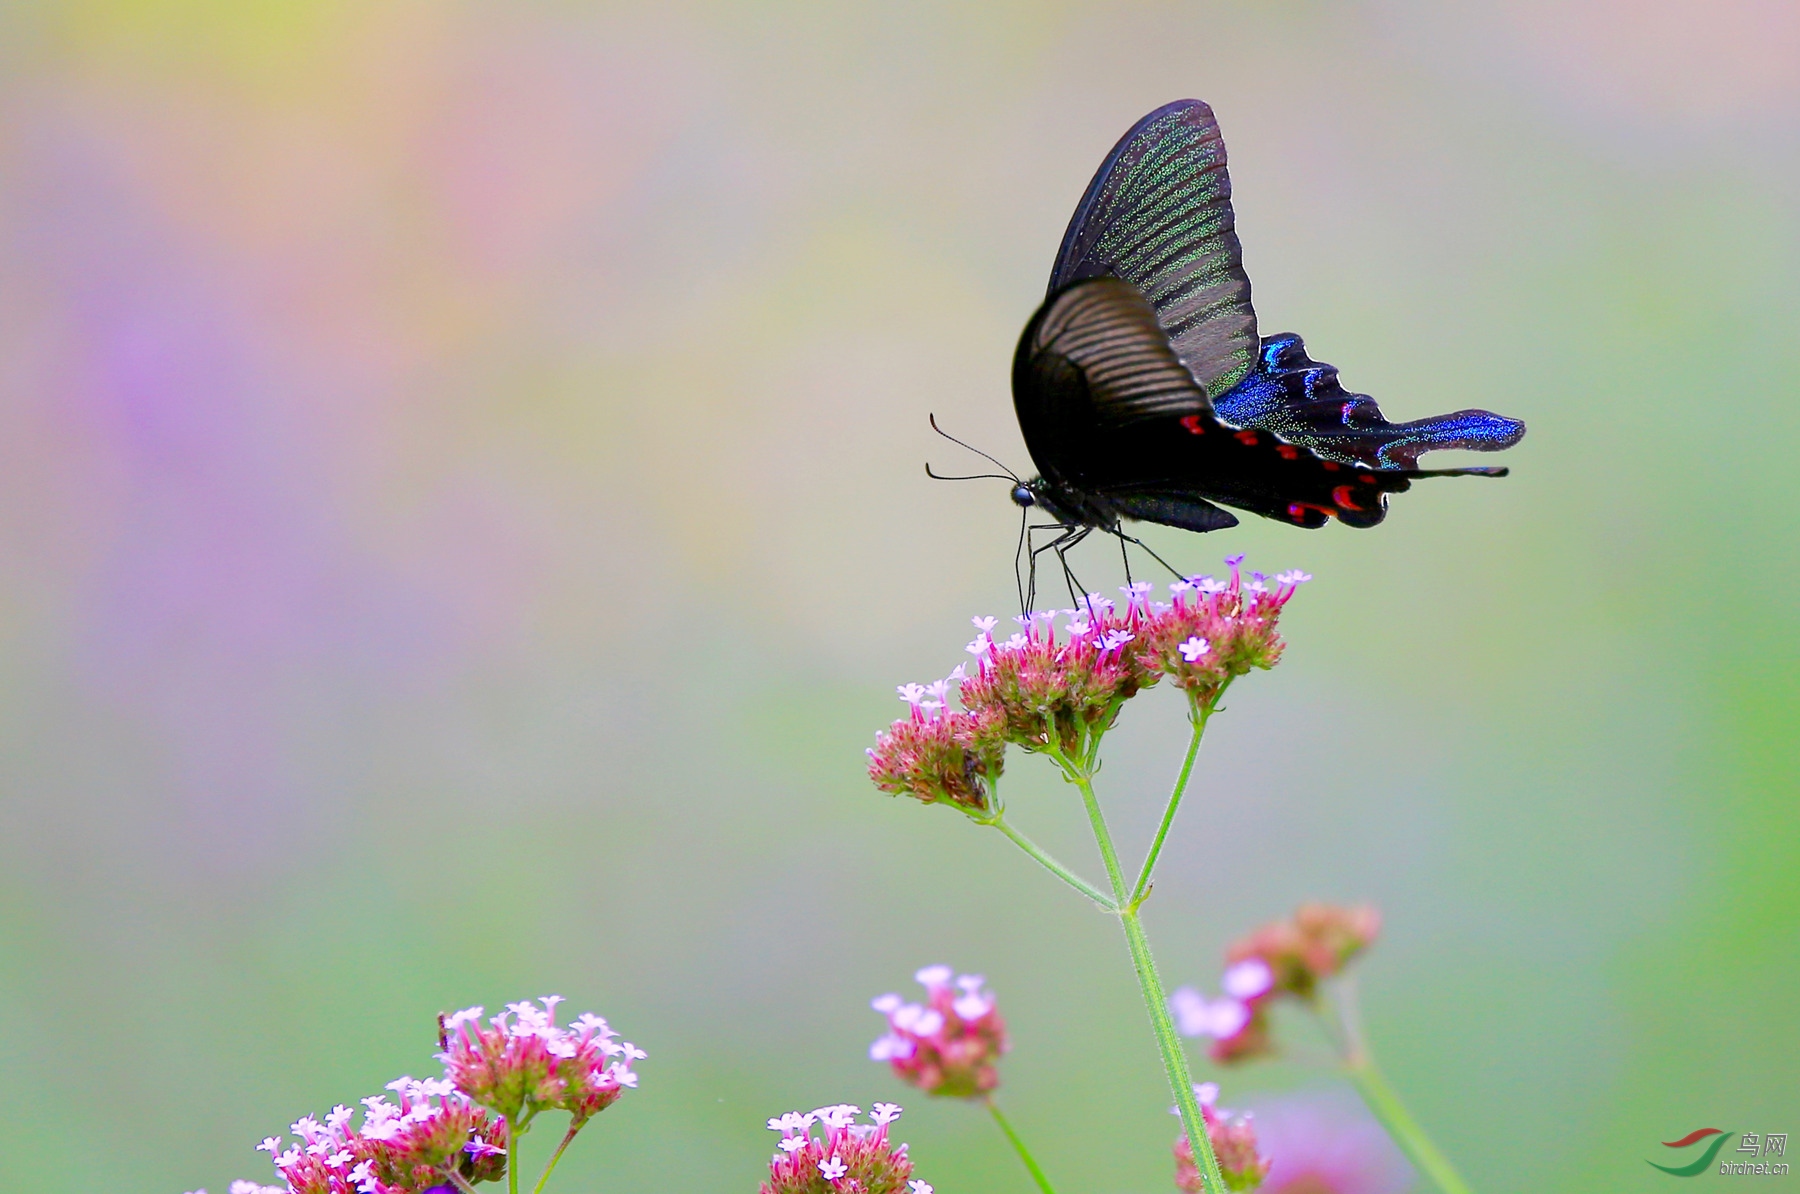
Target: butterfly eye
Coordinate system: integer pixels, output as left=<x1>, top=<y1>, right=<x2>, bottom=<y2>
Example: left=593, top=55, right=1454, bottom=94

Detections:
left=1010, top=485, right=1035, bottom=508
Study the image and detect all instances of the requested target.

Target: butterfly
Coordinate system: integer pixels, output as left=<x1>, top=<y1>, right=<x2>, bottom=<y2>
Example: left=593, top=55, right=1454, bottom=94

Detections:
left=935, top=100, right=1526, bottom=604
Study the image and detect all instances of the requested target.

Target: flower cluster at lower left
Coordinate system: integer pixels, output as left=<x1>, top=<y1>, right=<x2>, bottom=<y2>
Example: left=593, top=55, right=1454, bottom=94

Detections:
left=223, top=996, right=640, bottom=1194
left=257, top=1078, right=508, bottom=1194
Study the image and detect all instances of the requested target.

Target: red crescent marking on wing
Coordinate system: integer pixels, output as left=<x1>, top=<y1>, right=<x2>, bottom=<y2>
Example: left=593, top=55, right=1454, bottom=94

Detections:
left=1663, top=1129, right=1725, bottom=1148
left=1288, top=502, right=1337, bottom=522
left=1234, top=430, right=1259, bottom=446
left=1275, top=444, right=1299, bottom=460
left=1359, top=474, right=1376, bottom=483
left=1332, top=485, right=1364, bottom=511
left=1179, top=415, right=1206, bottom=435
left=1321, top=461, right=1340, bottom=471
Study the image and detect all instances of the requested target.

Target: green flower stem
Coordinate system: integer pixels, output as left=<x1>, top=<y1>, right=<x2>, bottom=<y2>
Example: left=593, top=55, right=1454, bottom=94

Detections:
left=444, top=1171, right=481, bottom=1194
left=531, top=1121, right=583, bottom=1194
left=1049, top=745, right=1230, bottom=1194
left=983, top=811, right=1117, bottom=911
left=1128, top=689, right=1220, bottom=909
left=507, top=1111, right=534, bottom=1194
left=986, top=1096, right=1059, bottom=1194
left=1345, top=1058, right=1472, bottom=1194
left=1325, top=984, right=1473, bottom=1194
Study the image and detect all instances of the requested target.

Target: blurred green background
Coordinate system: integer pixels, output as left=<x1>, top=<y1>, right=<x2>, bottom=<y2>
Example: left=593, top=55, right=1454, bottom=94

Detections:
left=0, top=2, right=1795, bottom=1191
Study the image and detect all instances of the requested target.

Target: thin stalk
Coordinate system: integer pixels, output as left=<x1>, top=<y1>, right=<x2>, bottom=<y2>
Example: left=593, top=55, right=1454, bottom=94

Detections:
left=507, top=1111, right=534, bottom=1194
left=1328, top=981, right=1473, bottom=1194
left=1345, top=1059, right=1473, bottom=1194
left=531, top=1121, right=584, bottom=1194
left=986, top=1097, right=1058, bottom=1194
left=444, top=1170, right=482, bottom=1194
left=984, top=813, right=1117, bottom=911
left=1128, top=691, right=1218, bottom=909
left=1059, top=749, right=1128, bottom=899
left=1053, top=748, right=1229, bottom=1194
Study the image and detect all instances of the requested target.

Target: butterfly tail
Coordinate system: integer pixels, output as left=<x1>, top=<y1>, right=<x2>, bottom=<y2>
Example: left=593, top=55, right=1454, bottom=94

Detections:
left=1211, top=333, right=1525, bottom=470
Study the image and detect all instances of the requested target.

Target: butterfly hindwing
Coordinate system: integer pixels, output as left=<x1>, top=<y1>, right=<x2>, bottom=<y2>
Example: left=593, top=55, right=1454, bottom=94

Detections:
left=1213, top=333, right=1528, bottom=469
left=1049, top=100, right=1258, bottom=399
left=1099, top=407, right=1419, bottom=530
left=1014, top=277, right=1434, bottom=530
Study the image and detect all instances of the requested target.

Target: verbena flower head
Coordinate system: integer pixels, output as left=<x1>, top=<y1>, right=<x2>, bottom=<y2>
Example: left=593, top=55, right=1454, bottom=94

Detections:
left=867, top=670, right=1006, bottom=816
left=440, top=997, right=643, bottom=1127
left=1134, top=560, right=1308, bottom=705
left=1174, top=1084, right=1273, bottom=1194
left=956, top=600, right=1155, bottom=755
left=868, top=965, right=1007, bottom=1098
left=1173, top=903, right=1380, bottom=1063
left=1229, top=903, right=1381, bottom=1001
left=759, top=1102, right=922, bottom=1194
left=868, top=561, right=1308, bottom=796
left=259, top=1078, right=507, bottom=1194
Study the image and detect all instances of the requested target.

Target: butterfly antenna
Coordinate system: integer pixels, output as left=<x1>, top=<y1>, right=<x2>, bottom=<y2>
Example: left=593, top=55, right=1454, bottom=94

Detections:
left=928, top=413, right=1021, bottom=483
left=925, top=465, right=1018, bottom=482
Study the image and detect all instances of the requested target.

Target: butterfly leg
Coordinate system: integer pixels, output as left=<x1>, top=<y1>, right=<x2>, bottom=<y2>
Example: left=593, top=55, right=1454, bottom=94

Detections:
left=1023, top=522, right=1072, bottom=612
left=1109, top=527, right=1186, bottom=585
left=1014, top=507, right=1031, bottom=614
left=1041, top=526, right=1093, bottom=610
left=1025, top=523, right=1086, bottom=612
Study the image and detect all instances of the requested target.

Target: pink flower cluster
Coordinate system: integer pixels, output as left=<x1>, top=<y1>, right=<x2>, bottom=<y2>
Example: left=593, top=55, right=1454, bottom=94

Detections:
left=759, top=1103, right=929, bottom=1194
left=1173, top=1084, right=1272, bottom=1194
left=440, top=998, right=644, bottom=1127
left=1172, top=904, right=1381, bottom=1063
left=868, top=965, right=1007, bottom=1099
left=868, top=559, right=1309, bottom=807
left=255, top=1076, right=507, bottom=1194
left=864, top=675, right=1006, bottom=814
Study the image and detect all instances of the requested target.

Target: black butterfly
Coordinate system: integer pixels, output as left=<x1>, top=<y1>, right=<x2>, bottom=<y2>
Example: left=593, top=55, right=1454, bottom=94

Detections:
left=938, top=100, right=1525, bottom=604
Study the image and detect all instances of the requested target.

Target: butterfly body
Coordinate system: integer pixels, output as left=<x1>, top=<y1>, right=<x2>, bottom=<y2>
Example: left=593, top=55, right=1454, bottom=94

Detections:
left=1007, top=100, right=1524, bottom=543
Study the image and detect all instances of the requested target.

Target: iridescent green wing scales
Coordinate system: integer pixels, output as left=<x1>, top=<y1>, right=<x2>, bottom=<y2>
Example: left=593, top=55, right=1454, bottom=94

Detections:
left=1049, top=100, right=1257, bottom=402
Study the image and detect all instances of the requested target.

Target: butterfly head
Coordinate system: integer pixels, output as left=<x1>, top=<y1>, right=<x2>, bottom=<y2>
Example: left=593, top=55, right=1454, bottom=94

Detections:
left=1010, top=476, right=1095, bottom=527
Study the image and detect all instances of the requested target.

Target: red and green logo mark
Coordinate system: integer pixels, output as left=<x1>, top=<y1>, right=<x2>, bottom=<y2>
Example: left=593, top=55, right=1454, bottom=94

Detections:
left=1651, top=1129, right=1736, bottom=1177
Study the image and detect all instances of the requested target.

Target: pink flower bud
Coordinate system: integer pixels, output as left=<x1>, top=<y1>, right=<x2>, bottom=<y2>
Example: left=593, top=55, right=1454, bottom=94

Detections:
left=1228, top=904, right=1381, bottom=1001
left=1175, top=1095, right=1272, bottom=1193
left=869, top=968, right=1007, bottom=1099
left=440, top=997, right=642, bottom=1128
left=1177, top=904, right=1382, bottom=1065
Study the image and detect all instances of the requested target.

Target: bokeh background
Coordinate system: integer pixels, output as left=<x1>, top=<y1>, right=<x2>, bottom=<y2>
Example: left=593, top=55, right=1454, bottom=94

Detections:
left=1, top=2, right=1796, bottom=1191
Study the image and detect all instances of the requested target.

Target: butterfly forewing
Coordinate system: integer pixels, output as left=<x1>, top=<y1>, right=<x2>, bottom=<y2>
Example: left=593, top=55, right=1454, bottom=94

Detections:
left=1050, top=100, right=1258, bottom=399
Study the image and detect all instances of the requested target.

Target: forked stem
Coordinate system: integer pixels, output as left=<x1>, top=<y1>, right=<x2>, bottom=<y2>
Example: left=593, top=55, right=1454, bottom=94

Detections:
left=1047, top=741, right=1231, bottom=1194
left=982, top=811, right=1117, bottom=911
left=1130, top=689, right=1220, bottom=909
